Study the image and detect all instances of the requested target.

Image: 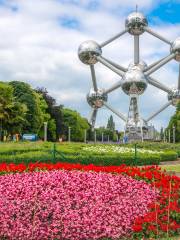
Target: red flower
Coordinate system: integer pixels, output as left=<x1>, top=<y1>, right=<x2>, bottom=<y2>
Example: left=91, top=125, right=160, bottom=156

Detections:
left=148, top=225, right=157, bottom=232
left=133, top=224, right=142, bottom=232
left=160, top=223, right=168, bottom=232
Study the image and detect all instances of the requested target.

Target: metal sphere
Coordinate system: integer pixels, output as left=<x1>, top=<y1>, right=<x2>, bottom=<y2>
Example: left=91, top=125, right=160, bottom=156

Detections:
left=87, top=88, right=108, bottom=108
left=125, top=12, right=148, bottom=35
left=122, top=65, right=148, bottom=95
left=78, top=40, right=102, bottom=65
left=168, top=89, right=180, bottom=106
left=170, top=37, right=180, bottom=62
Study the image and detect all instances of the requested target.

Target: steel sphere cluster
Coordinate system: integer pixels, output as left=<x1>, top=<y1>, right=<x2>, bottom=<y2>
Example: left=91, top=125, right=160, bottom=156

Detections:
left=87, top=88, right=107, bottom=108
left=78, top=10, right=180, bottom=133
left=125, top=12, right=148, bottom=35
left=168, top=89, right=180, bottom=106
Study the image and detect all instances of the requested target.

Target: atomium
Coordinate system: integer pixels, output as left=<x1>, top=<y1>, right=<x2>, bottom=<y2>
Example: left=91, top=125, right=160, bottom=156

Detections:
left=170, top=37, right=180, bottom=62
left=168, top=89, right=180, bottom=106
left=125, top=12, right=148, bottom=35
left=87, top=88, right=107, bottom=108
left=78, top=10, right=180, bottom=142
left=78, top=40, right=102, bottom=65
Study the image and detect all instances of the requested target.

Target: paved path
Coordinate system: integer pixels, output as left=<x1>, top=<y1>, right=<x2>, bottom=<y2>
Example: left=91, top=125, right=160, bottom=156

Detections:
left=160, top=159, right=180, bottom=165
left=159, top=158, right=180, bottom=177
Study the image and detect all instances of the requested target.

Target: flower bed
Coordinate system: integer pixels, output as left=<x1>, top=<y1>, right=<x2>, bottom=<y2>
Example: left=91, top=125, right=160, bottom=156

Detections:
left=0, top=162, right=179, bottom=239
left=0, top=169, right=157, bottom=239
left=83, top=145, right=163, bottom=154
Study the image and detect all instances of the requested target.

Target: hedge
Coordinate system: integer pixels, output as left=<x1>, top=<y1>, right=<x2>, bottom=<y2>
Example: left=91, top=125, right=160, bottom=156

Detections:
left=0, top=142, right=178, bottom=166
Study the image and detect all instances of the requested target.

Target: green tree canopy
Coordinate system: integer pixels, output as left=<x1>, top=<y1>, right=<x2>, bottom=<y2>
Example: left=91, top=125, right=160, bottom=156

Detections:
left=9, top=81, right=48, bottom=135
left=0, top=82, right=27, bottom=139
left=167, top=102, right=180, bottom=142
left=36, top=88, right=63, bottom=141
left=107, top=115, right=115, bottom=131
left=62, top=108, right=90, bottom=141
left=0, top=82, right=14, bottom=121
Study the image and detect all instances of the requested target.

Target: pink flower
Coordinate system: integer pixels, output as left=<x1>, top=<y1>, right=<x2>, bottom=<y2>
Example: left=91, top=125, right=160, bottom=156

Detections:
left=0, top=170, right=157, bottom=239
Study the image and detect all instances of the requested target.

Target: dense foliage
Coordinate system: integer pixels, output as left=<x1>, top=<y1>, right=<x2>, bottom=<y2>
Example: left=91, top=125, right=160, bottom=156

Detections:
left=0, top=82, right=27, bottom=140
left=36, top=88, right=63, bottom=141
left=167, top=102, right=180, bottom=142
left=0, top=81, right=90, bottom=142
left=61, top=108, right=90, bottom=142
left=107, top=115, right=115, bottom=131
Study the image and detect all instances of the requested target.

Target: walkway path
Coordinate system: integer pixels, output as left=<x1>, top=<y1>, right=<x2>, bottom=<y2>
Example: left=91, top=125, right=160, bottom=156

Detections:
left=160, top=159, right=180, bottom=165
left=160, top=158, right=180, bottom=177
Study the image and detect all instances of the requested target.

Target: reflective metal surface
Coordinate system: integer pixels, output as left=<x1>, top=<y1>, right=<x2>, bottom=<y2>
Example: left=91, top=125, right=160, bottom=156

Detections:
left=122, top=64, right=148, bottom=95
left=78, top=40, right=102, bottom=65
left=128, top=60, right=147, bottom=70
left=87, top=88, right=108, bottom=108
left=168, top=89, right=180, bottom=106
left=170, top=37, right=180, bottom=62
left=125, top=12, right=148, bottom=35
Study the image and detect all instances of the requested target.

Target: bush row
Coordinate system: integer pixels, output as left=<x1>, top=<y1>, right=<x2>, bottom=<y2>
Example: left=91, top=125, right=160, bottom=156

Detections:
left=0, top=142, right=178, bottom=166
left=0, top=149, right=177, bottom=166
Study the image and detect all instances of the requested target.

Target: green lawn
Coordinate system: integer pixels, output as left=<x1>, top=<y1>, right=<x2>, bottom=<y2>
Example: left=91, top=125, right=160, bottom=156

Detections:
left=161, top=165, right=180, bottom=173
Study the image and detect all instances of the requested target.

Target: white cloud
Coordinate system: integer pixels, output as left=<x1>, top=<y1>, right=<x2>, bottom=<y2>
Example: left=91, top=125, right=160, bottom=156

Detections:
left=0, top=0, right=179, bottom=131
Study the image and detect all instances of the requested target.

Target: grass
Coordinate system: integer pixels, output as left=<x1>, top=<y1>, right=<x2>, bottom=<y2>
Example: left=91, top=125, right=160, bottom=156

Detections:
left=161, top=165, right=180, bottom=173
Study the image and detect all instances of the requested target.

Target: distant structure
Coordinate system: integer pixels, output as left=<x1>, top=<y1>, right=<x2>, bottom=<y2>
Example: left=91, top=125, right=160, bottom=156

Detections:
left=78, top=10, right=180, bottom=142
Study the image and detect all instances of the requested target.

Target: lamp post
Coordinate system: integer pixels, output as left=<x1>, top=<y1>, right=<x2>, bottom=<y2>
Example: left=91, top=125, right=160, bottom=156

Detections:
left=163, top=131, right=166, bottom=143
left=84, top=129, right=87, bottom=143
left=68, top=127, right=71, bottom=142
left=44, top=122, right=47, bottom=142
left=101, top=132, right=104, bottom=143
left=94, top=130, right=96, bottom=144
left=173, top=125, right=175, bottom=144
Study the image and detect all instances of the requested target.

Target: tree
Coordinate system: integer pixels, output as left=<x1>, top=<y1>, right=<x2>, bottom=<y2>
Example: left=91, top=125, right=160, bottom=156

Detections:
left=160, top=127, right=164, bottom=141
left=61, top=108, right=89, bottom=141
left=0, top=82, right=14, bottom=120
left=0, top=82, right=14, bottom=140
left=167, top=102, right=180, bottom=142
left=4, top=101, right=28, bottom=136
left=36, top=88, right=63, bottom=141
left=0, top=82, right=27, bottom=139
left=95, top=126, right=118, bottom=142
left=9, top=81, right=46, bottom=135
left=107, top=115, right=115, bottom=131
left=37, top=94, right=55, bottom=141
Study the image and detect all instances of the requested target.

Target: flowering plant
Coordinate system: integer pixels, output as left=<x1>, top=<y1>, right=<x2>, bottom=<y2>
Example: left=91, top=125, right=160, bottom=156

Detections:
left=0, top=162, right=179, bottom=239
left=0, top=168, right=157, bottom=239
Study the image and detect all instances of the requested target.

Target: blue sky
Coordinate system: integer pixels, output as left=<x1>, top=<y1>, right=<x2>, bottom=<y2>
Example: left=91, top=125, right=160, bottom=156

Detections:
left=0, top=0, right=179, bottom=131
left=149, top=1, right=180, bottom=24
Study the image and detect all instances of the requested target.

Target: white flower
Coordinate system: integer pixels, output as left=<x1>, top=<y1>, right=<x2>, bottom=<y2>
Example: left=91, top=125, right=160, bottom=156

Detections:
left=83, top=145, right=163, bottom=154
